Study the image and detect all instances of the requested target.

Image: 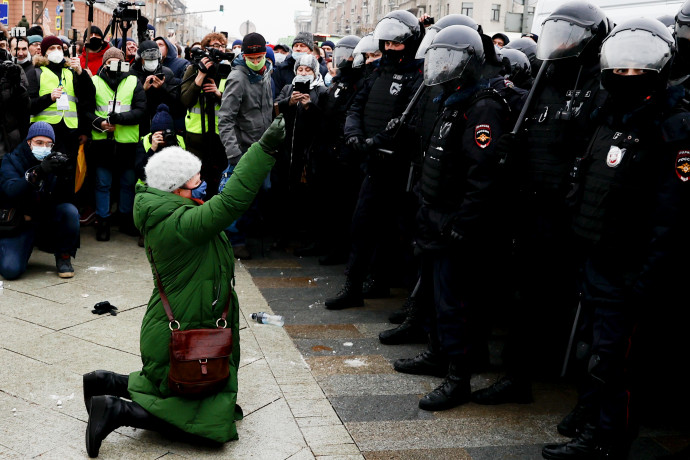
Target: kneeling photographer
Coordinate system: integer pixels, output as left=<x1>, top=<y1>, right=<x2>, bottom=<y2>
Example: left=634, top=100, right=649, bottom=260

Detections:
left=181, top=32, right=233, bottom=198
left=85, top=48, right=146, bottom=242
left=135, top=103, right=186, bottom=180
left=0, top=122, right=79, bottom=280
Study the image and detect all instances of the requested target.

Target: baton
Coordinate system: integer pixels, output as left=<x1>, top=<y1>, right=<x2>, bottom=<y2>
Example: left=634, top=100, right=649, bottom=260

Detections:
left=510, top=61, right=549, bottom=135
left=561, top=301, right=582, bottom=378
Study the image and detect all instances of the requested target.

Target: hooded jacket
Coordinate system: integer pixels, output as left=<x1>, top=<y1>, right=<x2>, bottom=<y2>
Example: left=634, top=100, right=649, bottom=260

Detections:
left=218, top=56, right=274, bottom=163
left=128, top=140, right=276, bottom=443
left=80, top=42, right=111, bottom=77
left=156, top=37, right=190, bottom=79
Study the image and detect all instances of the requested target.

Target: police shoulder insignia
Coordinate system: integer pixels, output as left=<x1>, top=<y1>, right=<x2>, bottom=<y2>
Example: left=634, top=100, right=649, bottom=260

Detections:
left=676, top=150, right=690, bottom=182
left=475, top=124, right=491, bottom=149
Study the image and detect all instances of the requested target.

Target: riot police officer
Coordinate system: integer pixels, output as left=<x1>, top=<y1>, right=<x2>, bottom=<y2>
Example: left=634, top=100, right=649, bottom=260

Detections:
left=325, top=10, right=425, bottom=309
left=393, top=25, right=513, bottom=411
left=471, top=0, right=612, bottom=409
left=542, top=17, right=688, bottom=459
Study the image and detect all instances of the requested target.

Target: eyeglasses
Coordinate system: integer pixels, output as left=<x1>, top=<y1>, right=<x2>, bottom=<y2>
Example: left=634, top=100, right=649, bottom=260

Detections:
left=32, top=140, right=54, bottom=148
left=208, top=43, right=224, bottom=49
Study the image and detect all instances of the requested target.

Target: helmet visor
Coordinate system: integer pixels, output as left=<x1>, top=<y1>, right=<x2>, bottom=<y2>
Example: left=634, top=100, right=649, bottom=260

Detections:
left=415, top=26, right=439, bottom=59
left=536, top=18, right=594, bottom=60
left=333, top=45, right=355, bottom=69
left=424, top=45, right=473, bottom=86
left=374, top=17, right=413, bottom=43
left=352, top=35, right=379, bottom=68
left=140, top=47, right=160, bottom=61
left=677, top=23, right=690, bottom=41
left=600, top=28, right=673, bottom=72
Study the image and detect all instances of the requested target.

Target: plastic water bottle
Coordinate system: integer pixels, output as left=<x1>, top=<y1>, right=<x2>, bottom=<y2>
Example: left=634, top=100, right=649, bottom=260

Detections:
left=250, top=312, right=284, bottom=327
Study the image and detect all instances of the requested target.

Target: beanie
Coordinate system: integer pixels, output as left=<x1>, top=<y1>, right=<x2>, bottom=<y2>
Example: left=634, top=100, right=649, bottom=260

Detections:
left=242, top=32, right=266, bottom=56
left=89, top=26, right=104, bottom=38
left=27, top=25, right=43, bottom=37
left=265, top=46, right=275, bottom=65
left=232, top=39, right=242, bottom=48
left=292, top=32, right=314, bottom=51
left=102, top=47, right=125, bottom=63
left=145, top=146, right=202, bottom=192
left=294, top=53, right=319, bottom=75
left=27, top=121, right=55, bottom=142
left=41, top=35, right=64, bottom=56
left=150, top=104, right=174, bottom=133
left=321, top=40, right=336, bottom=50
left=27, top=35, right=43, bottom=45
left=274, top=44, right=290, bottom=53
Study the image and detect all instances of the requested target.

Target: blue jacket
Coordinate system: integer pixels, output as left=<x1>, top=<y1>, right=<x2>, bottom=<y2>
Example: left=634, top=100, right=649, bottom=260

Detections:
left=158, top=37, right=190, bottom=79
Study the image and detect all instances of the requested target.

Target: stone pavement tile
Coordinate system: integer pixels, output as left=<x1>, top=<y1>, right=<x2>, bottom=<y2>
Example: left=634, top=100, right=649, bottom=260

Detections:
left=296, top=414, right=344, bottom=428
left=254, top=277, right=320, bottom=289
left=353, top=322, right=400, bottom=338
left=285, top=324, right=364, bottom=340
left=345, top=416, right=564, bottom=452
left=237, top=358, right=283, bottom=416
left=307, top=355, right=397, bottom=377
left=278, top=306, right=399, bottom=326
left=295, top=338, right=425, bottom=361
left=239, top=327, right=263, bottom=367
left=0, top=288, right=80, bottom=331
left=288, top=397, right=340, bottom=419
left=0, top=313, right=54, bottom=350
left=280, top=382, right=327, bottom=400
left=311, top=443, right=361, bottom=456
left=314, top=455, right=364, bottom=460
left=330, top=394, right=435, bottom=423
left=60, top=306, right=144, bottom=356
left=302, top=424, right=355, bottom=447
left=287, top=447, right=318, bottom=460
left=464, top=444, right=545, bottom=459
left=318, top=374, right=441, bottom=398
left=241, top=259, right=303, bottom=269
left=363, top=448, right=472, bottom=460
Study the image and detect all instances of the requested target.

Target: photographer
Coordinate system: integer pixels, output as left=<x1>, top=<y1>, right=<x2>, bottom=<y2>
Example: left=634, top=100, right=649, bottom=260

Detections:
left=135, top=104, right=186, bottom=180
left=181, top=32, right=231, bottom=197
left=80, top=26, right=110, bottom=77
left=0, top=122, right=79, bottom=280
left=129, top=39, right=182, bottom=135
left=84, top=48, right=146, bottom=242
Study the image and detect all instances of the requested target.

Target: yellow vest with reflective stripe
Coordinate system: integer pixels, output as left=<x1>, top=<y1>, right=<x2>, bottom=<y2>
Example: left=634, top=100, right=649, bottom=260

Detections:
left=141, top=133, right=186, bottom=151
left=92, top=75, right=140, bottom=143
left=185, top=78, right=226, bottom=135
left=30, top=67, right=79, bottom=128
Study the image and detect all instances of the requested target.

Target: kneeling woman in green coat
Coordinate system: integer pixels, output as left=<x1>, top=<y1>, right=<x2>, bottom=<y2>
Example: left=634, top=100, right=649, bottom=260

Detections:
left=82, top=115, right=285, bottom=458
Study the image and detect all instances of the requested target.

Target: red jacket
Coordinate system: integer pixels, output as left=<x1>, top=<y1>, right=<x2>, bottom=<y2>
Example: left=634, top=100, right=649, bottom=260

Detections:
left=80, top=43, right=110, bottom=76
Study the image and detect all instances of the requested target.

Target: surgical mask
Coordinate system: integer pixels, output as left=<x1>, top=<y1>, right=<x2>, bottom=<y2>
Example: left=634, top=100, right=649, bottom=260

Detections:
left=324, top=73, right=333, bottom=86
left=47, top=50, right=64, bottom=64
left=32, top=146, right=52, bottom=160
left=17, top=55, right=31, bottom=65
left=88, top=37, right=103, bottom=50
left=143, top=59, right=159, bottom=72
left=291, top=51, right=307, bottom=62
left=233, top=48, right=242, bottom=57
left=274, top=53, right=286, bottom=65
left=245, top=56, right=266, bottom=71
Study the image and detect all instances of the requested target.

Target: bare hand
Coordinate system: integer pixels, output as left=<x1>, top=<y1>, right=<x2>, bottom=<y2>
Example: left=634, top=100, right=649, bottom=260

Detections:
left=51, top=87, right=63, bottom=102
left=69, top=57, right=82, bottom=75
left=144, top=75, right=164, bottom=90
left=151, top=131, right=164, bottom=151
left=289, top=91, right=302, bottom=106
left=202, top=81, right=221, bottom=98
left=301, top=93, right=311, bottom=105
left=78, top=134, right=88, bottom=145
left=100, top=120, right=115, bottom=132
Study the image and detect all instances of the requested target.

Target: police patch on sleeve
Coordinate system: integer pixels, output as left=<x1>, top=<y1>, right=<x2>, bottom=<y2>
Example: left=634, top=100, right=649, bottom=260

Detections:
left=676, top=150, right=690, bottom=182
left=475, top=124, right=492, bottom=149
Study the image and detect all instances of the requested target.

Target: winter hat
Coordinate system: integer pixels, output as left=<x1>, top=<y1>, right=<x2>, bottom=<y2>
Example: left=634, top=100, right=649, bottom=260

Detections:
left=27, top=121, right=55, bottom=142
left=89, top=26, right=104, bottom=38
left=492, top=33, right=510, bottom=46
left=27, top=35, right=42, bottom=45
left=232, top=39, right=242, bottom=48
left=102, top=47, right=125, bottom=63
left=27, top=25, right=43, bottom=37
left=150, top=104, right=174, bottom=133
left=145, top=146, right=202, bottom=192
left=292, top=32, right=314, bottom=51
left=41, top=35, right=64, bottom=56
left=147, top=24, right=156, bottom=37
left=274, top=44, right=290, bottom=53
left=294, top=53, right=319, bottom=75
left=242, top=32, right=266, bottom=56
left=265, top=46, right=275, bottom=65
left=321, top=40, right=336, bottom=50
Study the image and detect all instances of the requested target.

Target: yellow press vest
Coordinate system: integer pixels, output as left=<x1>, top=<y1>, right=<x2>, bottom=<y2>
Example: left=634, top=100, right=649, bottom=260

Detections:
left=92, top=75, right=140, bottom=143
left=141, top=133, right=186, bottom=151
left=30, top=67, right=79, bottom=128
left=185, top=78, right=226, bottom=135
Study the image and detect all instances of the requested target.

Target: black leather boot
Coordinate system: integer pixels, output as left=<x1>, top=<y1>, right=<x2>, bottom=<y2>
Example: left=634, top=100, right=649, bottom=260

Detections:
left=393, top=338, right=449, bottom=377
left=388, top=295, right=417, bottom=324
left=418, top=360, right=471, bottom=411
left=83, top=371, right=130, bottom=414
left=557, top=402, right=593, bottom=438
left=379, top=297, right=425, bottom=345
left=362, top=278, right=390, bottom=299
left=471, top=375, right=533, bottom=405
left=325, top=277, right=364, bottom=310
left=95, top=217, right=110, bottom=242
left=86, top=396, right=162, bottom=457
left=542, top=423, right=598, bottom=459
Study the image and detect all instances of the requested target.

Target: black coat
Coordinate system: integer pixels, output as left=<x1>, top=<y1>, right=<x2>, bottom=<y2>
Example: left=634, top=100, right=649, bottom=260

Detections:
left=129, top=62, right=182, bottom=135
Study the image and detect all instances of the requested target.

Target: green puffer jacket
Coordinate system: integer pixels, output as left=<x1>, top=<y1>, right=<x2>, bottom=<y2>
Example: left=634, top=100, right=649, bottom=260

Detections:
left=128, top=142, right=275, bottom=443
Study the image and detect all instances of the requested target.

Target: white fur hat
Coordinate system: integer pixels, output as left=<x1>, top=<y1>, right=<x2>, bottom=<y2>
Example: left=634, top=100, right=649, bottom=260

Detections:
left=145, top=146, right=202, bottom=192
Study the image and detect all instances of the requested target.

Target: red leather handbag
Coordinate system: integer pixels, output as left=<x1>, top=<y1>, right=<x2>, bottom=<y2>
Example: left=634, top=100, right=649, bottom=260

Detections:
left=149, top=249, right=233, bottom=397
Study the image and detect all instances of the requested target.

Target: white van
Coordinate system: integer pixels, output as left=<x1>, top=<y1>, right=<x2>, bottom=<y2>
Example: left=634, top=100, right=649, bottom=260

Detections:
left=531, top=0, right=685, bottom=34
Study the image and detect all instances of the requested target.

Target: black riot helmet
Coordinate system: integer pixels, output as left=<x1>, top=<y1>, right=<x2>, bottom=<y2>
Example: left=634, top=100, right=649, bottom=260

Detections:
left=373, top=10, right=423, bottom=60
left=333, top=35, right=361, bottom=69
left=500, top=48, right=532, bottom=86
left=600, top=17, right=675, bottom=102
left=657, top=14, right=675, bottom=29
left=423, top=25, right=485, bottom=87
left=416, top=14, right=479, bottom=59
left=536, top=0, right=611, bottom=62
left=352, top=33, right=380, bottom=68
left=675, top=0, right=690, bottom=58
left=504, top=37, right=541, bottom=75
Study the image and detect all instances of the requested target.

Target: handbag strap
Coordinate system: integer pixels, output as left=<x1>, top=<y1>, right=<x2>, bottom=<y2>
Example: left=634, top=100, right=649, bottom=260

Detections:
left=147, top=247, right=231, bottom=328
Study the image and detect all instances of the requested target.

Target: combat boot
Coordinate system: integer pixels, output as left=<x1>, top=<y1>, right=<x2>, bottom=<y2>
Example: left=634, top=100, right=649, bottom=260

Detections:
left=471, top=375, right=533, bottom=405
left=325, top=277, right=364, bottom=310
left=542, top=423, right=598, bottom=459
left=558, top=402, right=592, bottom=438
left=83, top=371, right=130, bottom=414
left=95, top=217, right=110, bottom=242
left=388, top=295, right=417, bottom=324
left=418, top=359, right=471, bottom=411
left=379, top=298, right=425, bottom=345
left=393, top=337, right=448, bottom=377
left=362, top=278, right=389, bottom=298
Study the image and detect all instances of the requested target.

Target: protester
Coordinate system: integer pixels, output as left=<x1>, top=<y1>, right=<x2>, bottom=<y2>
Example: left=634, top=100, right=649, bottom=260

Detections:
left=27, top=35, right=42, bottom=56
left=155, top=35, right=190, bottom=79
left=80, top=26, right=110, bottom=77
left=0, top=51, right=30, bottom=157
left=273, top=31, right=322, bottom=93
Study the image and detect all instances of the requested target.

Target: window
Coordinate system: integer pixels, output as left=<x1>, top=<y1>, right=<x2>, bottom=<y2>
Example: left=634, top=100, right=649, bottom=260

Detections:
left=461, top=2, right=473, bottom=17
left=492, top=4, right=500, bottom=22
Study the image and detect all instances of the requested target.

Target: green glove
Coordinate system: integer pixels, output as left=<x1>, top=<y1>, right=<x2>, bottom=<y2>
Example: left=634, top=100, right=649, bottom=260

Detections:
left=258, top=114, right=286, bottom=154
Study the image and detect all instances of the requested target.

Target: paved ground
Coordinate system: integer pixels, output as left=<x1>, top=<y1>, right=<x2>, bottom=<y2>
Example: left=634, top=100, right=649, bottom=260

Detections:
left=0, top=227, right=688, bottom=459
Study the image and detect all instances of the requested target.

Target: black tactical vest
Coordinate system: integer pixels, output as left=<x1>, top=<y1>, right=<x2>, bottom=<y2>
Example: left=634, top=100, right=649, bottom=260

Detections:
left=362, top=67, right=418, bottom=138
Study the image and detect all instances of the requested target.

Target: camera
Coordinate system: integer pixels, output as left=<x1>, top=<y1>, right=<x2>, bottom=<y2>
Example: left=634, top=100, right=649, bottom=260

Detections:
left=162, top=129, right=178, bottom=146
left=113, top=1, right=144, bottom=22
left=422, top=16, right=435, bottom=26
left=10, top=27, right=27, bottom=38
left=108, top=60, right=130, bottom=73
left=191, top=47, right=234, bottom=72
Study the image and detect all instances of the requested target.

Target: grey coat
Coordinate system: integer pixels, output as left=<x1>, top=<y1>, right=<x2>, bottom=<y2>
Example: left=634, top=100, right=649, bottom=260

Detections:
left=218, top=59, right=273, bottom=164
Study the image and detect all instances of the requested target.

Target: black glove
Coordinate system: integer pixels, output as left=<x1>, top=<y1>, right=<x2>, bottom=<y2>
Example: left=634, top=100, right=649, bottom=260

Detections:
left=385, top=117, right=402, bottom=133
left=108, top=112, right=123, bottom=124
left=39, top=152, right=68, bottom=175
left=346, top=136, right=364, bottom=152
left=496, top=132, right=518, bottom=168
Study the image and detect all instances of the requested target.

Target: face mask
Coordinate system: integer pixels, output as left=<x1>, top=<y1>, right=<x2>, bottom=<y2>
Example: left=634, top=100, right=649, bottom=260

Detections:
left=274, top=53, right=286, bottom=65
left=245, top=56, right=266, bottom=71
left=383, top=49, right=405, bottom=65
left=292, top=51, right=307, bottom=62
left=324, top=73, right=333, bottom=86
left=233, top=48, right=242, bottom=57
left=143, top=59, right=159, bottom=72
left=88, top=37, right=103, bottom=50
left=47, top=50, right=64, bottom=64
left=32, top=146, right=52, bottom=161
left=17, top=55, right=31, bottom=65
left=604, top=72, right=659, bottom=108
